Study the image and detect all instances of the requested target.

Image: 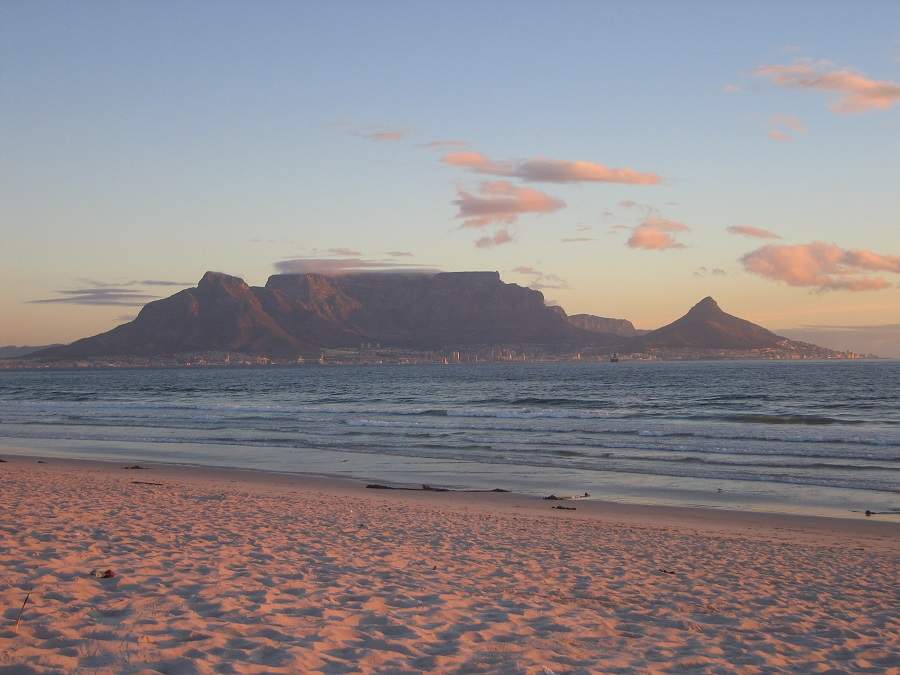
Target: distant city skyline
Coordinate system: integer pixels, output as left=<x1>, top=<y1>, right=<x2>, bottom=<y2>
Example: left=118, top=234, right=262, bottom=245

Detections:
left=2, top=2, right=899, bottom=355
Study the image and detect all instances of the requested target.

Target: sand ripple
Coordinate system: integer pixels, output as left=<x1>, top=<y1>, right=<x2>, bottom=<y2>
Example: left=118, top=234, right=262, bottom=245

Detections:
left=0, top=460, right=898, bottom=673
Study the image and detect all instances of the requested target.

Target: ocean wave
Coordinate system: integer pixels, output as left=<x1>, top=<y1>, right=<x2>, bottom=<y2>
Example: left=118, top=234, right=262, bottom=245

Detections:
left=689, top=413, right=869, bottom=426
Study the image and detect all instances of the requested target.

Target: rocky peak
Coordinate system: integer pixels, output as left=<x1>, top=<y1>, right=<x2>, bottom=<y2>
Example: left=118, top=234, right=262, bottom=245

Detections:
left=685, top=296, right=722, bottom=317
left=198, top=271, right=250, bottom=295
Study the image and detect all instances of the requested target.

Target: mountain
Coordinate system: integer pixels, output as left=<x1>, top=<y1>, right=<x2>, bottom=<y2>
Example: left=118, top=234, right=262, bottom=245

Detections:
left=0, top=344, right=63, bottom=358
left=567, top=314, right=641, bottom=338
left=25, top=279, right=841, bottom=362
left=35, top=272, right=312, bottom=358
left=623, top=296, right=812, bottom=352
left=32, top=271, right=610, bottom=359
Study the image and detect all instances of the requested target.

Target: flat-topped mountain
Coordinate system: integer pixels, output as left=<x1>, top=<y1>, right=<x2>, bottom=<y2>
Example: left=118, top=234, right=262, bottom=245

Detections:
left=33, top=271, right=608, bottom=359
left=623, top=296, right=800, bottom=351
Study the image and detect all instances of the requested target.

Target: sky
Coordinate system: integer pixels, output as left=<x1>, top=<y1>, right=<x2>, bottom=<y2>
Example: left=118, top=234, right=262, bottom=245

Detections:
left=1, top=2, right=899, bottom=355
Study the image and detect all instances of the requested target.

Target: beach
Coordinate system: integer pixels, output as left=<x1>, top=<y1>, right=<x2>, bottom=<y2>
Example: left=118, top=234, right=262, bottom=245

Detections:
left=0, top=454, right=897, bottom=674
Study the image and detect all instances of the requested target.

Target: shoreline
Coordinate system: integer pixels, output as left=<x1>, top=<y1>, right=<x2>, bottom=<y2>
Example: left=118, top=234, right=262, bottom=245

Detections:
left=2, top=438, right=899, bottom=524
left=1, top=356, right=890, bottom=371
left=2, top=451, right=898, bottom=549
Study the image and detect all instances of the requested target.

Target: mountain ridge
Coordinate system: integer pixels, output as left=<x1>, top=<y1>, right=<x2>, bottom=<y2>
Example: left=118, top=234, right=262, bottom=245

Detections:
left=32, top=271, right=613, bottom=359
left=25, top=272, right=841, bottom=361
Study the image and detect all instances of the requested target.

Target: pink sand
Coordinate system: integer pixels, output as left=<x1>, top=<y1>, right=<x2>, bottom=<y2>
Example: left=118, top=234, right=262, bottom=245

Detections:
left=1, top=455, right=898, bottom=673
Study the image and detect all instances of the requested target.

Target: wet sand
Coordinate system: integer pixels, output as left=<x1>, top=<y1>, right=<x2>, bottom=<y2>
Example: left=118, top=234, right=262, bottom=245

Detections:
left=0, top=454, right=898, bottom=673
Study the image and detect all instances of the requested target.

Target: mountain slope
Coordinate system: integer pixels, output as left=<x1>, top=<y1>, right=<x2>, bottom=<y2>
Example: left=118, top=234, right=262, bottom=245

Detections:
left=32, top=271, right=613, bottom=358
left=36, top=272, right=312, bottom=358
left=624, top=296, right=791, bottom=350
left=0, top=344, right=63, bottom=358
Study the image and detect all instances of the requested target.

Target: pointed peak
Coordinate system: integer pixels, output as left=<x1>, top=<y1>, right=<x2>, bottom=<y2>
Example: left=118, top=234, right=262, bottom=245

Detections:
left=691, top=296, right=720, bottom=311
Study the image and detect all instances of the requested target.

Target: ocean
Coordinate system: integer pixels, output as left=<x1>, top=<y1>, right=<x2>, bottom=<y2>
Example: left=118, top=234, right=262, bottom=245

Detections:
left=1, top=361, right=898, bottom=519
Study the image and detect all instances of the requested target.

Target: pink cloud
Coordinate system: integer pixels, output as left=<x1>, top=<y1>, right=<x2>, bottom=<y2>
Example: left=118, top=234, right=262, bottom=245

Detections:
left=442, top=151, right=661, bottom=185
left=422, top=139, right=469, bottom=150
left=741, top=241, right=900, bottom=292
left=627, top=217, right=690, bottom=250
left=359, top=129, right=408, bottom=141
left=454, top=180, right=565, bottom=228
left=475, top=229, right=514, bottom=248
left=727, top=225, right=782, bottom=239
left=723, top=83, right=741, bottom=93
left=767, top=114, right=805, bottom=142
left=754, top=61, right=900, bottom=113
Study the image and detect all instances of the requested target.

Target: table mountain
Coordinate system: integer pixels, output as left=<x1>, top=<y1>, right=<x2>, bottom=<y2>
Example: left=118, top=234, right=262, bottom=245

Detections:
left=33, top=271, right=609, bottom=358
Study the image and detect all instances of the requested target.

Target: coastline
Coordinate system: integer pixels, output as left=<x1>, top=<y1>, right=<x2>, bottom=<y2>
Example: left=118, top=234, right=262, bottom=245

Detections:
left=1, top=356, right=888, bottom=371
left=2, top=434, right=898, bottom=523
left=1, top=453, right=898, bottom=672
left=1, top=451, right=898, bottom=546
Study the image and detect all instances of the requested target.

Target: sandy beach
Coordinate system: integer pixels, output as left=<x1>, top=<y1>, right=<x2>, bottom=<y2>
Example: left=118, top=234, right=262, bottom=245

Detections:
left=0, top=454, right=898, bottom=674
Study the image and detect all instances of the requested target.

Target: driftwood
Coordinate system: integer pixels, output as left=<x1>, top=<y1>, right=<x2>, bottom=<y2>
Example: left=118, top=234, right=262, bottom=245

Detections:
left=366, top=483, right=447, bottom=492
left=543, top=492, right=590, bottom=501
left=365, top=483, right=509, bottom=493
left=14, top=591, right=30, bottom=630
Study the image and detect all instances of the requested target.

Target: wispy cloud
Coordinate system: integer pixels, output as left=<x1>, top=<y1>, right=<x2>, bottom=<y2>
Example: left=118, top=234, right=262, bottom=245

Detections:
left=694, top=266, right=726, bottom=277
left=138, top=279, right=194, bottom=287
left=358, top=129, right=409, bottom=142
left=561, top=236, right=595, bottom=243
left=28, top=288, right=160, bottom=306
left=454, top=180, right=565, bottom=228
left=274, top=257, right=438, bottom=276
left=754, top=60, right=900, bottom=113
left=326, top=247, right=362, bottom=256
left=442, top=151, right=661, bottom=185
left=475, top=229, right=514, bottom=248
left=741, top=241, right=900, bottom=291
left=767, top=113, right=805, bottom=142
left=421, top=139, right=469, bottom=150
left=27, top=277, right=194, bottom=306
left=723, top=83, right=741, bottom=93
left=727, top=225, right=781, bottom=239
left=510, top=266, right=569, bottom=290
left=385, top=250, right=414, bottom=257
left=75, top=277, right=192, bottom=288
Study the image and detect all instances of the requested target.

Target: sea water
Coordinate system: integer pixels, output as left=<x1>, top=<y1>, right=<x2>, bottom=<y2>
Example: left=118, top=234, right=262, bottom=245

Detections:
left=1, top=361, right=898, bottom=519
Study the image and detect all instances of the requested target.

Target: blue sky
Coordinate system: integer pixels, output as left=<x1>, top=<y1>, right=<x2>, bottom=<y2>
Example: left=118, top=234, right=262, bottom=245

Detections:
left=2, top=2, right=899, bottom=353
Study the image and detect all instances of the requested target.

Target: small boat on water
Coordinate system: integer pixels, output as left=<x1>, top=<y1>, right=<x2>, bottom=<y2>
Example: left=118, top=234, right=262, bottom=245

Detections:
left=609, top=352, right=620, bottom=362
